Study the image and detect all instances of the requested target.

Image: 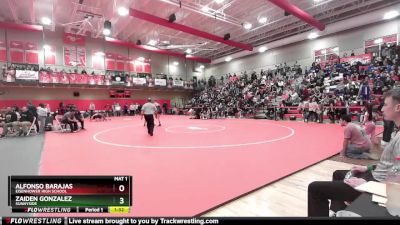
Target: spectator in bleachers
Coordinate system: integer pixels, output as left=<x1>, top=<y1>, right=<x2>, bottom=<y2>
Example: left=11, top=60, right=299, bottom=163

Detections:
left=358, top=80, right=371, bottom=105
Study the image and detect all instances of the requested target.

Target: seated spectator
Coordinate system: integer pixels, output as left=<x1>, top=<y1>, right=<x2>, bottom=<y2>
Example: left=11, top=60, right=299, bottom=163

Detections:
left=0, top=107, right=18, bottom=138
left=61, top=110, right=78, bottom=133
left=308, top=88, right=400, bottom=217
left=339, top=114, right=375, bottom=159
left=15, top=106, right=34, bottom=136
left=73, top=107, right=85, bottom=130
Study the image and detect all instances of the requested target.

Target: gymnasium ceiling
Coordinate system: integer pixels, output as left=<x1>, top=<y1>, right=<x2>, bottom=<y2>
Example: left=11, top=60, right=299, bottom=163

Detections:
left=0, top=0, right=399, bottom=61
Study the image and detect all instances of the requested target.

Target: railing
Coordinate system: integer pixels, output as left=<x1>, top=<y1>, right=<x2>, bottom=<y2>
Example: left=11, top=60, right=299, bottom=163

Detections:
left=1, top=69, right=198, bottom=90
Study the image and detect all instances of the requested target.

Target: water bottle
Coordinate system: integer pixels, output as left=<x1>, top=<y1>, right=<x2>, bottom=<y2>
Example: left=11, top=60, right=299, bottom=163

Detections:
left=386, top=156, right=400, bottom=216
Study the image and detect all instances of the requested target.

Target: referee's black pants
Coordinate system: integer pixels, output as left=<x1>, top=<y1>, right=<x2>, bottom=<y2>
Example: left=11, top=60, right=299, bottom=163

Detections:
left=144, top=114, right=155, bottom=135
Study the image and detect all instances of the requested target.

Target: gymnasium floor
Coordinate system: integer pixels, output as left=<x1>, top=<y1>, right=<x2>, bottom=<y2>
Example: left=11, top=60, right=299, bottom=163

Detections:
left=0, top=116, right=371, bottom=217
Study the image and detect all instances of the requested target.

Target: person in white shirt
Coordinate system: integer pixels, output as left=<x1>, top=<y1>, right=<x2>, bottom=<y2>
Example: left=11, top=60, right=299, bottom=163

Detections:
left=37, top=103, right=48, bottom=133
left=89, top=103, right=95, bottom=117
left=129, top=103, right=135, bottom=116
left=141, top=98, right=157, bottom=136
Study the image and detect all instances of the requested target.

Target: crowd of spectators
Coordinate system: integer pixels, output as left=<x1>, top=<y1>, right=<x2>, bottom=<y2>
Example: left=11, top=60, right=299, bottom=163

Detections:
left=189, top=47, right=399, bottom=122
left=0, top=102, right=50, bottom=138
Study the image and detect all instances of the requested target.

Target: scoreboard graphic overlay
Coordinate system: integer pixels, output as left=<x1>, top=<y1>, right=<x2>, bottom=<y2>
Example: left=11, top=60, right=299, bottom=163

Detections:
left=8, top=176, right=132, bottom=213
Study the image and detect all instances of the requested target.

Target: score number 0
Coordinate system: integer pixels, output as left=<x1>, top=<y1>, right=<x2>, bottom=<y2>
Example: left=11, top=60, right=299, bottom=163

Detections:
left=119, top=184, right=125, bottom=205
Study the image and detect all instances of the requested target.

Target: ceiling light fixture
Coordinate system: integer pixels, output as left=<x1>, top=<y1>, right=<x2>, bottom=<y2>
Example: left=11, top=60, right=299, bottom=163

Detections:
left=308, top=32, right=319, bottom=39
left=41, top=17, right=52, bottom=25
left=95, top=51, right=105, bottom=56
left=258, top=46, right=267, bottom=53
left=243, top=22, right=252, bottom=30
left=374, top=38, right=383, bottom=44
left=118, top=7, right=129, bottom=16
left=148, top=39, right=157, bottom=46
left=103, top=20, right=112, bottom=36
left=202, top=6, right=209, bottom=12
left=225, top=56, right=232, bottom=62
left=383, top=10, right=399, bottom=20
left=258, top=17, right=267, bottom=24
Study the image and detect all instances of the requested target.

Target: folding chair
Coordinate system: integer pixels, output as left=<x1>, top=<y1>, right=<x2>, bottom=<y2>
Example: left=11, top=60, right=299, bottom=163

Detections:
left=54, top=115, right=69, bottom=132
left=26, top=117, right=37, bottom=136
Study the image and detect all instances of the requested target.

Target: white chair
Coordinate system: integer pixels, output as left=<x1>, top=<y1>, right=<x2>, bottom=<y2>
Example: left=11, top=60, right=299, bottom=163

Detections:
left=54, top=115, right=69, bottom=132
left=26, top=117, right=37, bottom=136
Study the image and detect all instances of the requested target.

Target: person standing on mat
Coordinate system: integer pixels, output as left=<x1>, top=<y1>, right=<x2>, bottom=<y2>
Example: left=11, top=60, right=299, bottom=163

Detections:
left=141, top=98, right=157, bottom=136
left=154, top=101, right=162, bottom=126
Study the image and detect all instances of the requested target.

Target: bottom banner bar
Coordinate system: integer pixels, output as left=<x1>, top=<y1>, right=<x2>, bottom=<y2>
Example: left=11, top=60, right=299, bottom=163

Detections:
left=2, top=217, right=64, bottom=225
left=12, top=207, right=78, bottom=213
left=1, top=217, right=398, bottom=225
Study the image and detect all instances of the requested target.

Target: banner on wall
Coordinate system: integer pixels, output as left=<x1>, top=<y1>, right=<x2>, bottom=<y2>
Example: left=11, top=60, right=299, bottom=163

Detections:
left=3, top=69, right=16, bottom=82
left=173, top=80, right=184, bottom=86
left=59, top=72, right=69, bottom=84
left=340, top=53, right=372, bottom=64
left=77, top=47, right=86, bottom=67
left=45, top=46, right=56, bottom=65
left=25, top=42, right=38, bottom=64
left=15, top=70, right=38, bottom=80
left=319, top=58, right=340, bottom=69
left=154, top=78, right=166, bottom=86
left=51, top=72, right=60, bottom=83
left=64, top=46, right=86, bottom=67
left=0, top=41, right=6, bottom=62
left=365, top=34, right=397, bottom=48
left=92, top=51, right=105, bottom=70
left=10, top=41, right=24, bottom=63
left=39, top=71, right=51, bottom=83
left=132, top=77, right=147, bottom=85
left=116, top=54, right=127, bottom=71
left=96, top=75, right=105, bottom=85
left=63, top=33, right=85, bottom=45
